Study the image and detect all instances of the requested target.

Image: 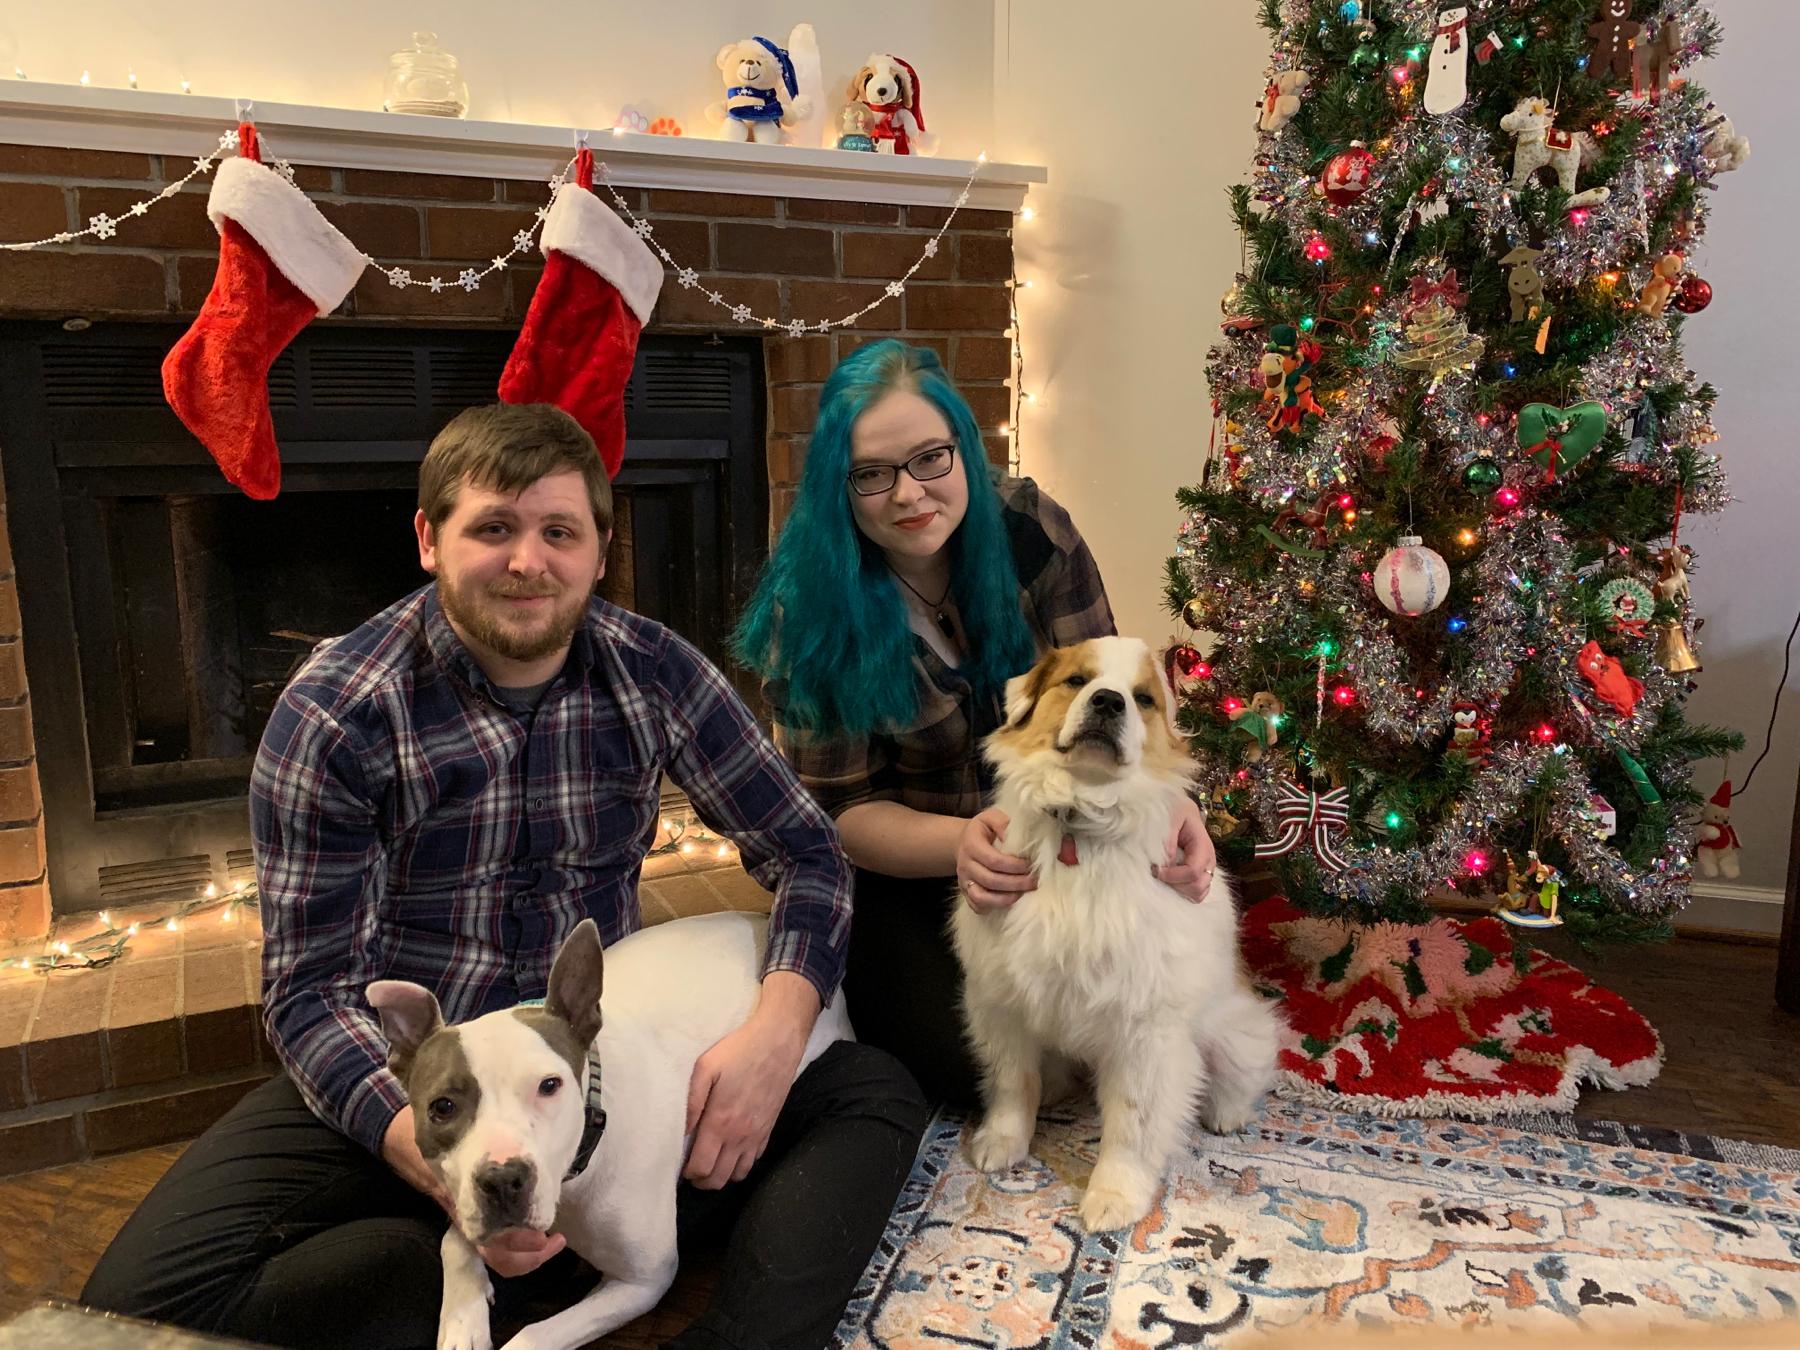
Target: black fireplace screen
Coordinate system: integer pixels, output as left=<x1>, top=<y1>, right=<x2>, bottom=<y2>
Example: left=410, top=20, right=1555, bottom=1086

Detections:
left=0, top=323, right=766, bottom=906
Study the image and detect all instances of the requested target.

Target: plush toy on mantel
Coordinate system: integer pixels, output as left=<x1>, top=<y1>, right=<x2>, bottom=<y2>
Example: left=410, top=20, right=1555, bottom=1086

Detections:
left=840, top=54, right=936, bottom=155
left=707, top=35, right=812, bottom=144
left=1696, top=780, right=1742, bottom=878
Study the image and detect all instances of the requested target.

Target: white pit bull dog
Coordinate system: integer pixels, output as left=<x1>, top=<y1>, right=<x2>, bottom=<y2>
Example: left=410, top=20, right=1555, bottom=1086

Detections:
left=369, top=912, right=851, bottom=1350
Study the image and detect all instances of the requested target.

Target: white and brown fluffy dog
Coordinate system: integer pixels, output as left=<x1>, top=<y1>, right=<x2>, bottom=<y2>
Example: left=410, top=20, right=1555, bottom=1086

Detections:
left=951, top=636, right=1280, bottom=1232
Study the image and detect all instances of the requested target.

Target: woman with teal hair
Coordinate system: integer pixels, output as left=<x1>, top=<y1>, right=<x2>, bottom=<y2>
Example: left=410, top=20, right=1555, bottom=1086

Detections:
left=734, top=339, right=1216, bottom=1102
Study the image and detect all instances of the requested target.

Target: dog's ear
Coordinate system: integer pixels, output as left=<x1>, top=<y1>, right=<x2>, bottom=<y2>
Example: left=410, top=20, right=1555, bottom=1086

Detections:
left=368, top=980, right=444, bottom=1078
left=1149, top=651, right=1182, bottom=738
left=849, top=65, right=874, bottom=103
left=1003, top=655, right=1053, bottom=729
left=895, top=59, right=915, bottom=109
left=546, top=918, right=605, bottom=1047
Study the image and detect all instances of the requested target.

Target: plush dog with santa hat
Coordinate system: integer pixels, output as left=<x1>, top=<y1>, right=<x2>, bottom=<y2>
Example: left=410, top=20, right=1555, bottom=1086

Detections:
left=840, top=54, right=936, bottom=155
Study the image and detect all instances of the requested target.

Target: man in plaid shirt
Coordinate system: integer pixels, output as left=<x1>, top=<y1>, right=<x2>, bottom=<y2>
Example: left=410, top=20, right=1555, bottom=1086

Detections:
left=85, top=404, right=927, bottom=1350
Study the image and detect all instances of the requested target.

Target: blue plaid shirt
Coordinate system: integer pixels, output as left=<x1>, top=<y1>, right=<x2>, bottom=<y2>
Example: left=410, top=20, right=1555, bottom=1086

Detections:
left=253, top=585, right=852, bottom=1155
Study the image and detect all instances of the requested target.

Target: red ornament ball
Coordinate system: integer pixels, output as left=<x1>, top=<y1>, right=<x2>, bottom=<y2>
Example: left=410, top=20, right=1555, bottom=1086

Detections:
left=1320, top=142, right=1377, bottom=206
left=1171, top=644, right=1208, bottom=678
left=1670, top=274, right=1712, bottom=314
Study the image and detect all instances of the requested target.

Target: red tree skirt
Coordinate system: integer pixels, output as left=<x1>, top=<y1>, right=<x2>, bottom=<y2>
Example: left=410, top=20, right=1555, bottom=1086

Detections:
left=1242, top=896, right=1663, bottom=1119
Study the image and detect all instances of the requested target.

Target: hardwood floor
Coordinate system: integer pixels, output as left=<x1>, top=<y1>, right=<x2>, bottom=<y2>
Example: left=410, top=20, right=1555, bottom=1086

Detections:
left=1, top=937, right=1793, bottom=1343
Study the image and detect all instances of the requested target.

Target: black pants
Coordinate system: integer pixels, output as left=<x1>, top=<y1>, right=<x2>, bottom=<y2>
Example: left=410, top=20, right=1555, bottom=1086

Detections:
left=82, top=1041, right=925, bottom=1350
left=842, top=868, right=984, bottom=1107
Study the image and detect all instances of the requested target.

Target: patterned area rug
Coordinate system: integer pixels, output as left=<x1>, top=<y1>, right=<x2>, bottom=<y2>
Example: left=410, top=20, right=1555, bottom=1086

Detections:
left=1243, top=897, right=1663, bottom=1117
left=831, top=1103, right=1800, bottom=1347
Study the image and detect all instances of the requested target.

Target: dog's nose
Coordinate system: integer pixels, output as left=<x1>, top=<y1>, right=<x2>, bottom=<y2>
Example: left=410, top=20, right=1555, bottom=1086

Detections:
left=474, top=1159, right=534, bottom=1219
left=1088, top=688, right=1125, bottom=718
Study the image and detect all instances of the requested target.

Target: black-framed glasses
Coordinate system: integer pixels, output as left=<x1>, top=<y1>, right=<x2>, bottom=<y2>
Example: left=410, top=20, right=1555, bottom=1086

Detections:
left=845, top=443, right=958, bottom=497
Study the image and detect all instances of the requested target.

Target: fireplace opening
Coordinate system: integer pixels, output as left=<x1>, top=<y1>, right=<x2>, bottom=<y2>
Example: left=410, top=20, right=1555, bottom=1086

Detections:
left=0, top=321, right=767, bottom=906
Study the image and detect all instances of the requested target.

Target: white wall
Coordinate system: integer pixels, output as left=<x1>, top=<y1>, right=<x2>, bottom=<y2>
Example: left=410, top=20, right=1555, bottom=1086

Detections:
left=990, top=2, right=1264, bottom=642
left=1670, top=0, right=1799, bottom=899
left=993, top=0, right=1796, bottom=901
left=0, top=2, right=994, bottom=155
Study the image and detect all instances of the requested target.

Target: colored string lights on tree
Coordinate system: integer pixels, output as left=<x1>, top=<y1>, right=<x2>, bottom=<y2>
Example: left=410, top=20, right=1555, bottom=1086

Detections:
left=1171, top=0, right=1743, bottom=936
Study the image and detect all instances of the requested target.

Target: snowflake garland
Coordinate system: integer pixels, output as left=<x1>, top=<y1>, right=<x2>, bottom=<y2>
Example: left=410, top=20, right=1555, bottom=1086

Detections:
left=5, top=126, right=995, bottom=319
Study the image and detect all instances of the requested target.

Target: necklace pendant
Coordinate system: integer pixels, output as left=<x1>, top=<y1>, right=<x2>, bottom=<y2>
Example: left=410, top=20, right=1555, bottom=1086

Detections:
left=934, top=611, right=957, bottom=643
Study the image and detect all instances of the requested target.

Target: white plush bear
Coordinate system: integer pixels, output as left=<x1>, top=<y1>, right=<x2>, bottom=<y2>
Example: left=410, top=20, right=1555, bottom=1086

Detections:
left=706, top=35, right=812, bottom=144
left=1701, top=117, right=1751, bottom=174
left=1258, top=70, right=1311, bottom=133
left=1695, top=781, right=1741, bottom=879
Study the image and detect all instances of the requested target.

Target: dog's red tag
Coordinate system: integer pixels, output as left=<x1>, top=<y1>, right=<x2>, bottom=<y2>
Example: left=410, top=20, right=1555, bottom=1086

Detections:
left=1057, top=833, right=1080, bottom=867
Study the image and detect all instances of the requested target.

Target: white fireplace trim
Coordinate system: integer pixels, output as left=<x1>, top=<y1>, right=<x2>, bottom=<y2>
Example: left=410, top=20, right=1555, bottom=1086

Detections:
left=0, top=82, right=1044, bottom=211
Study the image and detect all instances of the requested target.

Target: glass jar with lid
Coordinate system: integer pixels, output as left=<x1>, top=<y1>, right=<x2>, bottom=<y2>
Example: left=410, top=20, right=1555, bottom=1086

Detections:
left=383, top=31, right=468, bottom=118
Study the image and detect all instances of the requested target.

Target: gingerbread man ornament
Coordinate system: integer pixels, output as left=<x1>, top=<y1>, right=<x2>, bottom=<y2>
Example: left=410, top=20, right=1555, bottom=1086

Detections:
left=1587, top=0, right=1642, bottom=85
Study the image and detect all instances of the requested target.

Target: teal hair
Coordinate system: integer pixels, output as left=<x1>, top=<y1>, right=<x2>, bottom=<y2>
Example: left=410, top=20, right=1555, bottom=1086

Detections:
left=732, top=340, right=1037, bottom=736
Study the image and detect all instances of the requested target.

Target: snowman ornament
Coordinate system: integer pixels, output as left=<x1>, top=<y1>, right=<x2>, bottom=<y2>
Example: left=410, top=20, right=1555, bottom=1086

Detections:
left=1424, top=6, right=1471, bottom=116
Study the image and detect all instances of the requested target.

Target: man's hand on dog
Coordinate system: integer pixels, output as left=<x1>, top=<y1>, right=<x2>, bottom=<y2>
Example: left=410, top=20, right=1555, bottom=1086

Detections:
left=1152, top=795, right=1218, bottom=904
left=957, top=807, right=1037, bottom=912
left=684, top=971, right=819, bottom=1189
left=383, top=1105, right=567, bottom=1277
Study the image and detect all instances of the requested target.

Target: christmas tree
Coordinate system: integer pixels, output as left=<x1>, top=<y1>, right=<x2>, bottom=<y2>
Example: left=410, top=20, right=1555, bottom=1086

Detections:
left=1168, top=0, right=1747, bottom=944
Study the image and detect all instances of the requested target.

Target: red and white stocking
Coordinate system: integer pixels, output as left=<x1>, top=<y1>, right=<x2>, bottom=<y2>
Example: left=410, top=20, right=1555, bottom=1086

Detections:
left=161, top=125, right=365, bottom=499
left=498, top=148, right=663, bottom=479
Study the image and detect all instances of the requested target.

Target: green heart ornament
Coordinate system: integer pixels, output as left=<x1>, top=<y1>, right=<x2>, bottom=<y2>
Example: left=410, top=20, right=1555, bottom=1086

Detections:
left=1517, top=401, right=1608, bottom=480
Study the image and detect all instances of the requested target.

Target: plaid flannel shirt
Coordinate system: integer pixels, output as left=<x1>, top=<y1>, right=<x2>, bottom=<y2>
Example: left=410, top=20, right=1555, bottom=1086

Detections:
left=776, top=477, right=1116, bottom=821
left=253, top=586, right=851, bottom=1155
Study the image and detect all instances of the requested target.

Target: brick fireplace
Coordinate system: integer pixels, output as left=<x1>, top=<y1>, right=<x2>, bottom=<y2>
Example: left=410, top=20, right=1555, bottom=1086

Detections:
left=0, top=139, right=1020, bottom=942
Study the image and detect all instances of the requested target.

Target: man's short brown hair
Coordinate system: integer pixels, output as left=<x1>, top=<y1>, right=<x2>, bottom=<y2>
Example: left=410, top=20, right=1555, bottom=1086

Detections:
left=419, top=404, right=613, bottom=534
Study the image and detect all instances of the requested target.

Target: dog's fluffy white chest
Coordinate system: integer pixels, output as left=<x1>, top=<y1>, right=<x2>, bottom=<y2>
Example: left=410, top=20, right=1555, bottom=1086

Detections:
left=952, top=828, right=1239, bottom=1064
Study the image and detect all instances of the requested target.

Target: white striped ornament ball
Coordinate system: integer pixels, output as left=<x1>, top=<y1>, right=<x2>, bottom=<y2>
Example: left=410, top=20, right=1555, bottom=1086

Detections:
left=1374, top=535, right=1450, bottom=616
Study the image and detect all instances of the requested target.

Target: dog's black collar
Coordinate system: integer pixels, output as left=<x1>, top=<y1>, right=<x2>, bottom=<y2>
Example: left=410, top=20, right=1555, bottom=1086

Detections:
left=514, top=1000, right=606, bottom=1181
left=565, top=1045, right=607, bottom=1181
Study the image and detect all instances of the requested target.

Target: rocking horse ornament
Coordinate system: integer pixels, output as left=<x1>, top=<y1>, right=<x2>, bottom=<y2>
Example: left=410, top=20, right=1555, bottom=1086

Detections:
left=1500, top=96, right=1611, bottom=208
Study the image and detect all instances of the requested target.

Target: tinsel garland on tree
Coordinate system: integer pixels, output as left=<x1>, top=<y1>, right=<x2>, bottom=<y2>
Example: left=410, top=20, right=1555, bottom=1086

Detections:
left=1168, top=0, right=1744, bottom=944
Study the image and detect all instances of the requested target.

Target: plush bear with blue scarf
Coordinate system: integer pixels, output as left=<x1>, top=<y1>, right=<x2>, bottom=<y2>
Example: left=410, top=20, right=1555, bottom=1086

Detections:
left=707, top=36, right=812, bottom=144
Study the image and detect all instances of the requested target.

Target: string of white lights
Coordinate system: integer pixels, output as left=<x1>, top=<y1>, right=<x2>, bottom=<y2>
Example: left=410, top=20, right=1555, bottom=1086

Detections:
left=591, top=150, right=989, bottom=337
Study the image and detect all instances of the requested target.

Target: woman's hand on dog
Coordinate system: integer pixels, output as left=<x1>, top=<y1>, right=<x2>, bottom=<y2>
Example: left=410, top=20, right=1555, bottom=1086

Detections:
left=383, top=1105, right=568, bottom=1276
left=957, top=807, right=1038, bottom=913
left=1151, top=796, right=1218, bottom=904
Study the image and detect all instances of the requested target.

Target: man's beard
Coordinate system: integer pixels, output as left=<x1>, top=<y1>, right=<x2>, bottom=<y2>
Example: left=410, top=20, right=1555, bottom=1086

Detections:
left=437, top=574, right=589, bottom=665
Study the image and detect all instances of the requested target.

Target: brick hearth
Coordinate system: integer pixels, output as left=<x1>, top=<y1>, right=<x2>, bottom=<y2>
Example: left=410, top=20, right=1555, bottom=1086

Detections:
left=0, top=141, right=1018, bottom=946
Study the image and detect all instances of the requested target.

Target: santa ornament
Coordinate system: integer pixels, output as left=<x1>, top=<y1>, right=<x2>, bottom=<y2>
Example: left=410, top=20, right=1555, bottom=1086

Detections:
left=1424, top=6, right=1470, bottom=116
left=162, top=124, right=366, bottom=499
left=498, top=147, right=664, bottom=479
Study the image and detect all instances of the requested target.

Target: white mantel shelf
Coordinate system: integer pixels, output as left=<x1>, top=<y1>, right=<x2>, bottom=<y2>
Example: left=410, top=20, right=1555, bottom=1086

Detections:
left=0, top=82, right=1045, bottom=212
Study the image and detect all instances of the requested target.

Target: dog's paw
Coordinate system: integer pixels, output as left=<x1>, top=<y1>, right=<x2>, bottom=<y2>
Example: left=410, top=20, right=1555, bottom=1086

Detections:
left=1079, top=1156, right=1159, bottom=1232
left=1078, top=1179, right=1154, bottom=1233
left=968, top=1119, right=1033, bottom=1173
left=1200, top=1104, right=1257, bottom=1136
left=437, top=1307, right=493, bottom=1350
